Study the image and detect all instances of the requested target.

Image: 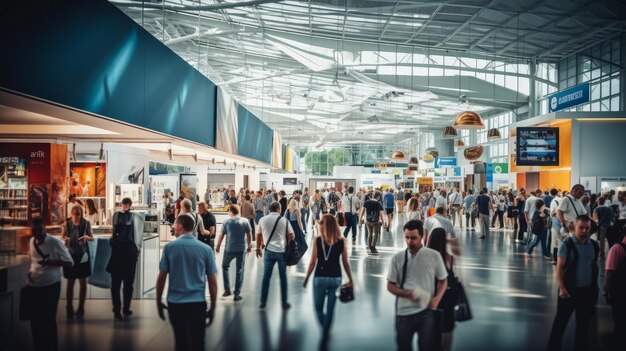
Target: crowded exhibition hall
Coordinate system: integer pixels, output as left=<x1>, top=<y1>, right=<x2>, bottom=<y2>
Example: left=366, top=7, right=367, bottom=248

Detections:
left=1, top=0, right=626, bottom=350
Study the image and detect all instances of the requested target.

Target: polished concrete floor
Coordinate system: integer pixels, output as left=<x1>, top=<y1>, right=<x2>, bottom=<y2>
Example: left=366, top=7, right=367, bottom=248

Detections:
left=13, top=214, right=616, bottom=351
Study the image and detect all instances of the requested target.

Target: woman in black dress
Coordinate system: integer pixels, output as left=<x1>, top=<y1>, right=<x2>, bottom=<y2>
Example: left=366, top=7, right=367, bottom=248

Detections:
left=62, top=204, right=93, bottom=319
left=427, top=227, right=459, bottom=351
left=516, top=190, right=527, bottom=243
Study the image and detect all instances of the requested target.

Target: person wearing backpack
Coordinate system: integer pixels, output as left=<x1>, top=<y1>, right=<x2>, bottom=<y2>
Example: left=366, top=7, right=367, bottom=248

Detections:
left=527, top=199, right=551, bottom=258
left=604, top=230, right=626, bottom=343
left=547, top=215, right=600, bottom=351
left=360, top=192, right=385, bottom=254
left=593, top=196, right=614, bottom=258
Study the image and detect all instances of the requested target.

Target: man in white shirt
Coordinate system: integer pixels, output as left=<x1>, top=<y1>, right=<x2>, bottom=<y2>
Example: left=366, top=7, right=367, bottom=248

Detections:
left=256, top=201, right=295, bottom=309
left=342, top=186, right=360, bottom=242
left=425, top=207, right=457, bottom=244
left=549, top=190, right=564, bottom=262
left=387, top=219, right=448, bottom=351
left=435, top=190, right=448, bottom=210
left=557, top=184, right=587, bottom=233
left=448, top=189, right=463, bottom=228
left=27, top=218, right=74, bottom=351
left=524, top=189, right=541, bottom=232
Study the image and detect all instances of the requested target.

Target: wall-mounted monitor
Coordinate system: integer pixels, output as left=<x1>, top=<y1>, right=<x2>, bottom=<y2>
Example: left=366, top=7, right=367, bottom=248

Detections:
left=283, top=178, right=298, bottom=186
left=516, top=127, right=559, bottom=166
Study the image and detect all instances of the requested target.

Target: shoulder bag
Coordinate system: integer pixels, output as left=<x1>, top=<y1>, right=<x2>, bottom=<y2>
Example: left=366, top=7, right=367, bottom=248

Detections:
left=567, top=196, right=597, bottom=234
left=285, top=218, right=301, bottom=266
left=19, top=240, right=49, bottom=321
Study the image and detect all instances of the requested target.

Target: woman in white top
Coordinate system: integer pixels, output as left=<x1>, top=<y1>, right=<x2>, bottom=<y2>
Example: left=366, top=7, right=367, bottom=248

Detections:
left=85, top=198, right=99, bottom=225
left=406, top=197, right=421, bottom=222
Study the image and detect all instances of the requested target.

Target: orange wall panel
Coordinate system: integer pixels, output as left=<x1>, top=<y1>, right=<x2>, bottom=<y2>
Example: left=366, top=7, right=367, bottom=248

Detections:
left=539, top=170, right=571, bottom=191
left=516, top=173, right=526, bottom=190
left=540, top=119, right=571, bottom=170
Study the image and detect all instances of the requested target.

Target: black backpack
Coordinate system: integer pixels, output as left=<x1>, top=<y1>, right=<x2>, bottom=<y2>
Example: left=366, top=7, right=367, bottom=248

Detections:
left=366, top=203, right=380, bottom=223
left=563, top=237, right=599, bottom=298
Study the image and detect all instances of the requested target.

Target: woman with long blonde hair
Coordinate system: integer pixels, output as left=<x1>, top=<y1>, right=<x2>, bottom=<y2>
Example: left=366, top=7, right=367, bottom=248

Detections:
left=303, top=214, right=353, bottom=341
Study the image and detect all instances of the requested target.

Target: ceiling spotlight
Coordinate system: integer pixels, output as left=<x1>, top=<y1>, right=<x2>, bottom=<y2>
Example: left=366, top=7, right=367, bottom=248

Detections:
left=193, top=153, right=198, bottom=162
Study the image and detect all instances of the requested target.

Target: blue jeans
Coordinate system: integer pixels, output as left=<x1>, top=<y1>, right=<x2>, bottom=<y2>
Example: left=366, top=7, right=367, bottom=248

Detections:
left=260, top=250, right=288, bottom=305
left=343, top=213, right=358, bottom=240
left=255, top=211, right=264, bottom=224
left=313, top=276, right=342, bottom=334
left=301, top=208, right=309, bottom=232
left=527, top=229, right=550, bottom=257
left=222, top=251, right=245, bottom=295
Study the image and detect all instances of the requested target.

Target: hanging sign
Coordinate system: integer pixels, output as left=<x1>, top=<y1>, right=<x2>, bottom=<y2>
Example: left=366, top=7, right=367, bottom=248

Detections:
left=548, top=82, right=590, bottom=112
left=434, top=157, right=457, bottom=168
left=416, top=177, right=433, bottom=185
left=492, top=163, right=509, bottom=174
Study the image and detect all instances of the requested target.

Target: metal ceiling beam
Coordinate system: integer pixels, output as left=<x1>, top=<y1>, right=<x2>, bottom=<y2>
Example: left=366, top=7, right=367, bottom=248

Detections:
left=110, top=0, right=285, bottom=12
left=536, top=22, right=623, bottom=59
left=403, top=4, right=443, bottom=44
left=434, top=0, right=503, bottom=48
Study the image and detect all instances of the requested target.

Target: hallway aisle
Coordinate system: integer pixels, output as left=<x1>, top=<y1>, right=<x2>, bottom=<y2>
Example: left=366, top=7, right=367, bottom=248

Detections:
left=15, top=214, right=614, bottom=351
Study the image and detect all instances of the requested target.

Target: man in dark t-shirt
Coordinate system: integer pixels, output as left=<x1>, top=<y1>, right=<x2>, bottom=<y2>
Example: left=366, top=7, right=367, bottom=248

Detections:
left=360, top=193, right=385, bottom=254
left=198, top=202, right=216, bottom=249
left=476, top=188, right=493, bottom=239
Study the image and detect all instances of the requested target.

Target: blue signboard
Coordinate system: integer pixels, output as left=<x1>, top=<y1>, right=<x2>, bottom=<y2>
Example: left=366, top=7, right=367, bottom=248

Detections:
left=434, top=157, right=457, bottom=168
left=371, top=169, right=381, bottom=174
left=486, top=163, right=493, bottom=183
left=548, top=83, right=590, bottom=112
left=453, top=167, right=461, bottom=177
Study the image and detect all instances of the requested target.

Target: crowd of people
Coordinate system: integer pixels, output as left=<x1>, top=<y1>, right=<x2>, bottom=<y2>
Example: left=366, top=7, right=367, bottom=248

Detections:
left=24, top=182, right=626, bottom=351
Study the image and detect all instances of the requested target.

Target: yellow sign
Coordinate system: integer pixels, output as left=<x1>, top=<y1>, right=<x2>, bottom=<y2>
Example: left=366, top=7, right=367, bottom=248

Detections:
left=393, top=169, right=401, bottom=176
left=379, top=163, right=387, bottom=169
left=416, top=177, right=433, bottom=185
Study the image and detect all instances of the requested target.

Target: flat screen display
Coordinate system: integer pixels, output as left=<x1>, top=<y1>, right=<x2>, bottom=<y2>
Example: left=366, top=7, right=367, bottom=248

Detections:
left=516, top=127, right=559, bottom=166
left=283, top=178, right=298, bottom=186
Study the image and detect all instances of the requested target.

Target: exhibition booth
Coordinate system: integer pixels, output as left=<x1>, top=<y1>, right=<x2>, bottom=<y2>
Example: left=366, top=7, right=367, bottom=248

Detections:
left=509, top=111, right=626, bottom=193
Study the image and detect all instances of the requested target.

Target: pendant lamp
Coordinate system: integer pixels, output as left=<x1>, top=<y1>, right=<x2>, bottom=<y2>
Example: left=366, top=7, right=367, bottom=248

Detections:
left=391, top=150, right=406, bottom=160
left=454, top=139, right=465, bottom=147
left=443, top=126, right=457, bottom=139
left=463, top=146, right=484, bottom=161
left=425, top=147, right=439, bottom=158
left=487, top=128, right=502, bottom=140
left=453, top=111, right=485, bottom=130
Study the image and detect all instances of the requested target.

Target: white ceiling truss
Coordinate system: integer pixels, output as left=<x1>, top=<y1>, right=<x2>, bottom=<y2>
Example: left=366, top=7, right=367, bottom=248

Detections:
left=111, top=0, right=626, bottom=147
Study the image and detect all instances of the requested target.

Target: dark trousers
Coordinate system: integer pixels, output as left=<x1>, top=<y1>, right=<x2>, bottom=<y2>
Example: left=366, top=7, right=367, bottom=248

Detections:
left=465, top=212, right=476, bottom=228
left=222, top=251, right=245, bottom=295
left=343, top=213, right=358, bottom=240
left=517, top=216, right=527, bottom=241
left=527, top=229, right=550, bottom=257
left=547, top=286, right=595, bottom=351
left=111, top=262, right=137, bottom=314
left=30, top=282, right=61, bottom=351
left=396, top=309, right=441, bottom=351
left=611, top=302, right=626, bottom=349
left=491, top=209, right=504, bottom=227
left=168, top=301, right=207, bottom=351
left=248, top=218, right=256, bottom=238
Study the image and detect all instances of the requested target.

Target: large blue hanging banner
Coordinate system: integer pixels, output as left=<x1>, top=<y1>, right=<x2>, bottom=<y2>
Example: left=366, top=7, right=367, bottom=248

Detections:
left=548, top=82, right=590, bottom=112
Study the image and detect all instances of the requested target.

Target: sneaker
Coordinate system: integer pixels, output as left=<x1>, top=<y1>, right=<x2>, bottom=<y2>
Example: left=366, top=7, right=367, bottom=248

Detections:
left=66, top=306, right=74, bottom=320
left=234, top=295, right=242, bottom=302
left=479, top=236, right=486, bottom=239
left=352, top=239, right=356, bottom=244
left=123, top=310, right=133, bottom=319
left=75, top=307, right=84, bottom=319
left=282, top=303, right=291, bottom=310
left=551, top=260, right=557, bottom=265
left=544, top=256, right=552, bottom=260
left=259, top=303, right=266, bottom=309
left=222, top=291, right=232, bottom=297
left=371, top=247, right=379, bottom=254
left=114, top=312, right=123, bottom=322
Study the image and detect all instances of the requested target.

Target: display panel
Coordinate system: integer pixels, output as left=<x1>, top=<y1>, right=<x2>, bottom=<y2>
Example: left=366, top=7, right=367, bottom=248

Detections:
left=516, top=127, right=559, bottom=166
left=283, top=178, right=298, bottom=186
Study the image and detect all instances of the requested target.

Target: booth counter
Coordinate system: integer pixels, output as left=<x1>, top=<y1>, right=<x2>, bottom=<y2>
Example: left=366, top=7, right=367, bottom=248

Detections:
left=60, top=233, right=160, bottom=300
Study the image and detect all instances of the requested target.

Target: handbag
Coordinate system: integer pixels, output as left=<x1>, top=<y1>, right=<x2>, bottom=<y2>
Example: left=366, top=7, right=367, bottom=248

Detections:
left=285, top=215, right=301, bottom=266
left=454, top=282, right=473, bottom=322
left=339, top=284, right=354, bottom=303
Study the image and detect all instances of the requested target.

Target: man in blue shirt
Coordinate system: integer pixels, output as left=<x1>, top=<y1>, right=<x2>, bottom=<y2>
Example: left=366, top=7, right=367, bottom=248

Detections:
left=156, top=215, right=218, bottom=351
left=384, top=188, right=396, bottom=232
left=547, top=215, right=599, bottom=351
left=215, top=205, right=252, bottom=301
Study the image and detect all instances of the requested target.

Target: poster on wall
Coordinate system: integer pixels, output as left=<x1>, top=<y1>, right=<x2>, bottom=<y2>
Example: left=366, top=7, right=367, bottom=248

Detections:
left=70, top=162, right=107, bottom=197
left=28, top=184, right=49, bottom=222
left=180, top=174, right=197, bottom=204
left=0, top=158, right=27, bottom=188
left=516, top=127, right=559, bottom=166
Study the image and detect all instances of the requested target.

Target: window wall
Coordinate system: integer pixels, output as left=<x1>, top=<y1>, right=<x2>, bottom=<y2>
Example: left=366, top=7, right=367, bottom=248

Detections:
left=556, top=38, right=621, bottom=112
